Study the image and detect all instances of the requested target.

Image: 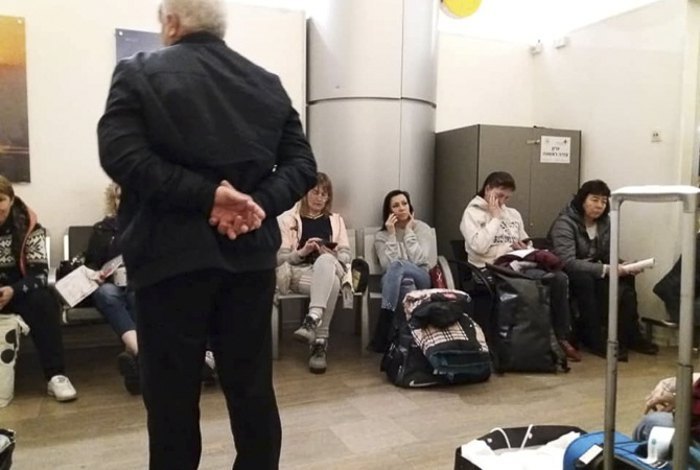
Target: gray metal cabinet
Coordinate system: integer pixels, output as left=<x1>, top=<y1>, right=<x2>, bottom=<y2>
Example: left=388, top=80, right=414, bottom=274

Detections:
left=434, top=124, right=581, bottom=256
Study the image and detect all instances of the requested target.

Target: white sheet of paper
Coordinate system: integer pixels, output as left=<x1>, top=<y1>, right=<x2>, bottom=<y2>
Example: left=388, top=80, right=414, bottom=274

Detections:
left=54, top=265, right=99, bottom=307
left=540, top=135, right=571, bottom=164
left=508, top=248, right=536, bottom=258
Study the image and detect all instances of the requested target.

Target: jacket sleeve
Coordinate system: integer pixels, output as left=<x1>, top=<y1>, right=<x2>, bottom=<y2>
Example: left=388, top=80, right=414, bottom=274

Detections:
left=460, top=206, right=502, bottom=255
left=375, top=230, right=400, bottom=271
left=404, top=222, right=431, bottom=269
left=334, top=216, right=352, bottom=265
left=549, top=216, right=605, bottom=276
left=276, top=212, right=304, bottom=266
left=250, top=85, right=317, bottom=219
left=98, top=60, right=218, bottom=216
left=11, top=227, right=49, bottom=300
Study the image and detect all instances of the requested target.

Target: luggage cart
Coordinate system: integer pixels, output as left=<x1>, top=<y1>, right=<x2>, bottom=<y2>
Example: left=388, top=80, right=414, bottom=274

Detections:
left=606, top=185, right=700, bottom=469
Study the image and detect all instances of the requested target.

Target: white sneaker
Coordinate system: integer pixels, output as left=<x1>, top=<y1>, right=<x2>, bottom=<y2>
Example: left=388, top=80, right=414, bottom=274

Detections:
left=47, top=375, right=78, bottom=402
left=204, top=350, right=216, bottom=371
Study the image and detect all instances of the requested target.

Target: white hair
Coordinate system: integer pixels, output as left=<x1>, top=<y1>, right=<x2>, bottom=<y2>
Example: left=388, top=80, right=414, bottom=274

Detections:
left=161, top=0, right=227, bottom=38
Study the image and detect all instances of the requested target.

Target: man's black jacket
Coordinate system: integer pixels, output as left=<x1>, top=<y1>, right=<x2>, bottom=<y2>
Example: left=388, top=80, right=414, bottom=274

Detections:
left=98, top=33, right=317, bottom=287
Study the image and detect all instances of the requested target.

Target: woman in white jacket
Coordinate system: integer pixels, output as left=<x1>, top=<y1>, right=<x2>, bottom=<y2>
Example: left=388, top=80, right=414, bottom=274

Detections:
left=277, top=172, right=351, bottom=373
left=460, top=171, right=581, bottom=362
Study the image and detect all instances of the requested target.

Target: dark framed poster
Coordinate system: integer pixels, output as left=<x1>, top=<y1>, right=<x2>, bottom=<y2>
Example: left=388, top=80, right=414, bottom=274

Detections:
left=0, top=16, right=29, bottom=182
left=116, top=29, right=161, bottom=60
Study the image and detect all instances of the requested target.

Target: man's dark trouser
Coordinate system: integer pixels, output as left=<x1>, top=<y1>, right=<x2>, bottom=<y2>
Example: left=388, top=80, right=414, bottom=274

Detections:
left=135, top=269, right=281, bottom=470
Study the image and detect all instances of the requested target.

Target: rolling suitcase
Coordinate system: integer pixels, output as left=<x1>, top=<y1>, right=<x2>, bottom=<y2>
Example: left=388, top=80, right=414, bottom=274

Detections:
left=563, top=185, right=700, bottom=469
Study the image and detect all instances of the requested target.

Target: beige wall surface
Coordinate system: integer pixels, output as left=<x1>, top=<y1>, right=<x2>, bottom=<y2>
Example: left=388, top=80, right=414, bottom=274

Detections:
left=0, top=0, right=305, bottom=261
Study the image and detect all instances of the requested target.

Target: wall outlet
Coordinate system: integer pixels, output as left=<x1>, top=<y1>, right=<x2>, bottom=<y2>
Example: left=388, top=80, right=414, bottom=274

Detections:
left=651, top=130, right=662, bottom=143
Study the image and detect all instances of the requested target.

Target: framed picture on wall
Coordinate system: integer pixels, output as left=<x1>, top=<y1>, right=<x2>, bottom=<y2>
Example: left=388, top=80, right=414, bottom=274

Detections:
left=115, top=28, right=161, bottom=60
left=0, top=16, right=30, bottom=183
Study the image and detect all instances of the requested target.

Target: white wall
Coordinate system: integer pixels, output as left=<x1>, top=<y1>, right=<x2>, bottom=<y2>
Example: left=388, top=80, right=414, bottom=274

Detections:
left=436, top=34, right=534, bottom=132
left=532, top=0, right=689, bottom=317
left=0, top=0, right=306, bottom=263
left=435, top=0, right=697, bottom=319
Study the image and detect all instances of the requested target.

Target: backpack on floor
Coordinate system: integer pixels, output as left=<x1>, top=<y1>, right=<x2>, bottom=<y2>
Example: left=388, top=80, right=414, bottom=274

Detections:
left=487, top=265, right=568, bottom=373
left=381, top=289, right=491, bottom=387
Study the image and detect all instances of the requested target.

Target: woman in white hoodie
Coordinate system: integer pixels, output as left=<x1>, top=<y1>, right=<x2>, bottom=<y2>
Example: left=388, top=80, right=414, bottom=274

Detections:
left=460, top=171, right=581, bottom=362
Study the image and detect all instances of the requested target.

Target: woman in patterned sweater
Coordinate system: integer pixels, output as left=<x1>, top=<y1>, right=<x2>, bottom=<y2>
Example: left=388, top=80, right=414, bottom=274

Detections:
left=0, top=175, right=76, bottom=401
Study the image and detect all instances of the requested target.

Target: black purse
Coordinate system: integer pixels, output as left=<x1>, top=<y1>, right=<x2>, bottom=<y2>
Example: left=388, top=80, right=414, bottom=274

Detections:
left=0, top=428, right=15, bottom=470
left=56, top=253, right=86, bottom=281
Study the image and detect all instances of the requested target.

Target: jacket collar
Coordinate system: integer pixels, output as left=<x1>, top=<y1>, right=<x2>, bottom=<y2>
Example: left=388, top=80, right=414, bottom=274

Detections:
left=175, top=32, right=224, bottom=46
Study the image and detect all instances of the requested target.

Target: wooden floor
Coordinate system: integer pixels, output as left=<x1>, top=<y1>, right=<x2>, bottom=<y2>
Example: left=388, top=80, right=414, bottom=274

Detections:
left=2, top=333, right=680, bottom=470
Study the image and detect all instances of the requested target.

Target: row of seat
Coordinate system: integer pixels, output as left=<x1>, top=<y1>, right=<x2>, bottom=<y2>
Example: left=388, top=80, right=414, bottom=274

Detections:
left=53, top=226, right=456, bottom=360
left=272, top=227, right=454, bottom=358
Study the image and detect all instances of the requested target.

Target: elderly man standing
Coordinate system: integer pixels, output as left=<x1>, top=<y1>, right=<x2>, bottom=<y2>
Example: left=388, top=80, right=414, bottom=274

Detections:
left=97, top=0, right=317, bottom=468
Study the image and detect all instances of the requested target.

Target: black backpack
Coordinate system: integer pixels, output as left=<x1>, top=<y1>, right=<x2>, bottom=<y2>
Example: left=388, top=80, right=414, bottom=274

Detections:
left=380, top=293, right=491, bottom=387
left=488, top=265, right=568, bottom=373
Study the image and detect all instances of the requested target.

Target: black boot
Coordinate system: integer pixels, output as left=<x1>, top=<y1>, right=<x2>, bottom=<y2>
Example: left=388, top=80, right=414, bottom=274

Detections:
left=367, top=308, right=394, bottom=353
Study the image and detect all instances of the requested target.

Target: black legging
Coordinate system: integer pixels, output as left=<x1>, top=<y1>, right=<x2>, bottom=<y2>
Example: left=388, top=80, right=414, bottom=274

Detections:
left=3, top=288, right=65, bottom=380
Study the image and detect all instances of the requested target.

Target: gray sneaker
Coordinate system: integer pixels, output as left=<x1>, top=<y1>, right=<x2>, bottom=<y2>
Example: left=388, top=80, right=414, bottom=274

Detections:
left=308, top=339, right=327, bottom=374
left=293, top=314, right=320, bottom=344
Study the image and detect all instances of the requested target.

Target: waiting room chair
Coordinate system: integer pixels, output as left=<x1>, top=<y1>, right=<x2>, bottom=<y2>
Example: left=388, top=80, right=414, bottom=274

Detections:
left=271, top=228, right=365, bottom=359
left=57, top=226, right=103, bottom=324
left=361, top=227, right=455, bottom=354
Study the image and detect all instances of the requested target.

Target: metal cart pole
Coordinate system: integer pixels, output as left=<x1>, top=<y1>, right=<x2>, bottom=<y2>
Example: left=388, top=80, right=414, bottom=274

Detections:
left=606, top=185, right=699, bottom=470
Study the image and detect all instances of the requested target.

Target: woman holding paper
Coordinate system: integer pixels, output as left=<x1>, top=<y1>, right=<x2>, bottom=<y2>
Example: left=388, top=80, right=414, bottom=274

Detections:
left=85, top=182, right=142, bottom=393
left=548, top=179, right=658, bottom=358
left=86, top=185, right=217, bottom=394
left=460, top=171, right=580, bottom=361
left=0, top=175, right=77, bottom=402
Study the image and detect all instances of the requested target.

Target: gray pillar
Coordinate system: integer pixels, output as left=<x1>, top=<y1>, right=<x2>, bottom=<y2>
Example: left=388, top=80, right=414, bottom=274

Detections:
left=307, top=0, right=439, bottom=229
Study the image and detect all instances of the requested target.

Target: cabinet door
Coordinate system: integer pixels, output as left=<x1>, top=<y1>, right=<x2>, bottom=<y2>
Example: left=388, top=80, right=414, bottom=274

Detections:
left=528, top=129, right=581, bottom=237
left=477, top=125, right=534, bottom=228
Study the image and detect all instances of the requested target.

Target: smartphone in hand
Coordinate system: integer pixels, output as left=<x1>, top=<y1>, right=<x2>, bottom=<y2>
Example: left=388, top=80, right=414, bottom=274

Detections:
left=322, top=240, right=338, bottom=250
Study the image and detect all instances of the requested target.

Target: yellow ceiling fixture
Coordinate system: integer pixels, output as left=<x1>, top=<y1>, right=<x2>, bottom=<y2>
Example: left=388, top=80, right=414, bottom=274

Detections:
left=441, top=0, right=482, bottom=18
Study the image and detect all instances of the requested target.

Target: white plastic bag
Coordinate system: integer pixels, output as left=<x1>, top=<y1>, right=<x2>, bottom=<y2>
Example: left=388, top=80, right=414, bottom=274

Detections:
left=0, top=314, right=30, bottom=407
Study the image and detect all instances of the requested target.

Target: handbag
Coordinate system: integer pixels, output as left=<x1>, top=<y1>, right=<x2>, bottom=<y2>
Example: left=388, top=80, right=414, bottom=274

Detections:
left=56, top=252, right=86, bottom=281
left=0, top=428, right=15, bottom=470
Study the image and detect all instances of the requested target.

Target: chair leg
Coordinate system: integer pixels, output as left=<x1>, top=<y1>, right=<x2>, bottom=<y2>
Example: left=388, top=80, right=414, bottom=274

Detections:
left=271, top=296, right=280, bottom=360
left=360, top=294, right=369, bottom=356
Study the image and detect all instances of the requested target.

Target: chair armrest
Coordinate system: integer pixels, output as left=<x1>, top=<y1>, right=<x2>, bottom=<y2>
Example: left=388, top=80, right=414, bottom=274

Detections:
left=48, top=267, right=57, bottom=286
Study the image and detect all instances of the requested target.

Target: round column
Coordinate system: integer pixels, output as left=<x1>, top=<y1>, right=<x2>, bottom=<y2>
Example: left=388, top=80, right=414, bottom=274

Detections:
left=307, top=0, right=439, bottom=229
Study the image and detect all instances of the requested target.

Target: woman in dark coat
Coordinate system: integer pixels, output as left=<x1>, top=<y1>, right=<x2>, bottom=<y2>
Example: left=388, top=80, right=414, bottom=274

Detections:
left=548, top=179, right=658, bottom=359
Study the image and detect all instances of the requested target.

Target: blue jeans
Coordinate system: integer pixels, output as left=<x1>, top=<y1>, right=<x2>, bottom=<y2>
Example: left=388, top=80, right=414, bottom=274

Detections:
left=633, top=411, right=674, bottom=441
left=92, top=282, right=136, bottom=337
left=380, top=260, right=431, bottom=311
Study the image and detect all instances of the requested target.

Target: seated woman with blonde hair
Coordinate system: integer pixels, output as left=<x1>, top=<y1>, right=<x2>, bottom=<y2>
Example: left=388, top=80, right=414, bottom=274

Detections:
left=277, top=172, right=351, bottom=374
left=86, top=183, right=217, bottom=393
